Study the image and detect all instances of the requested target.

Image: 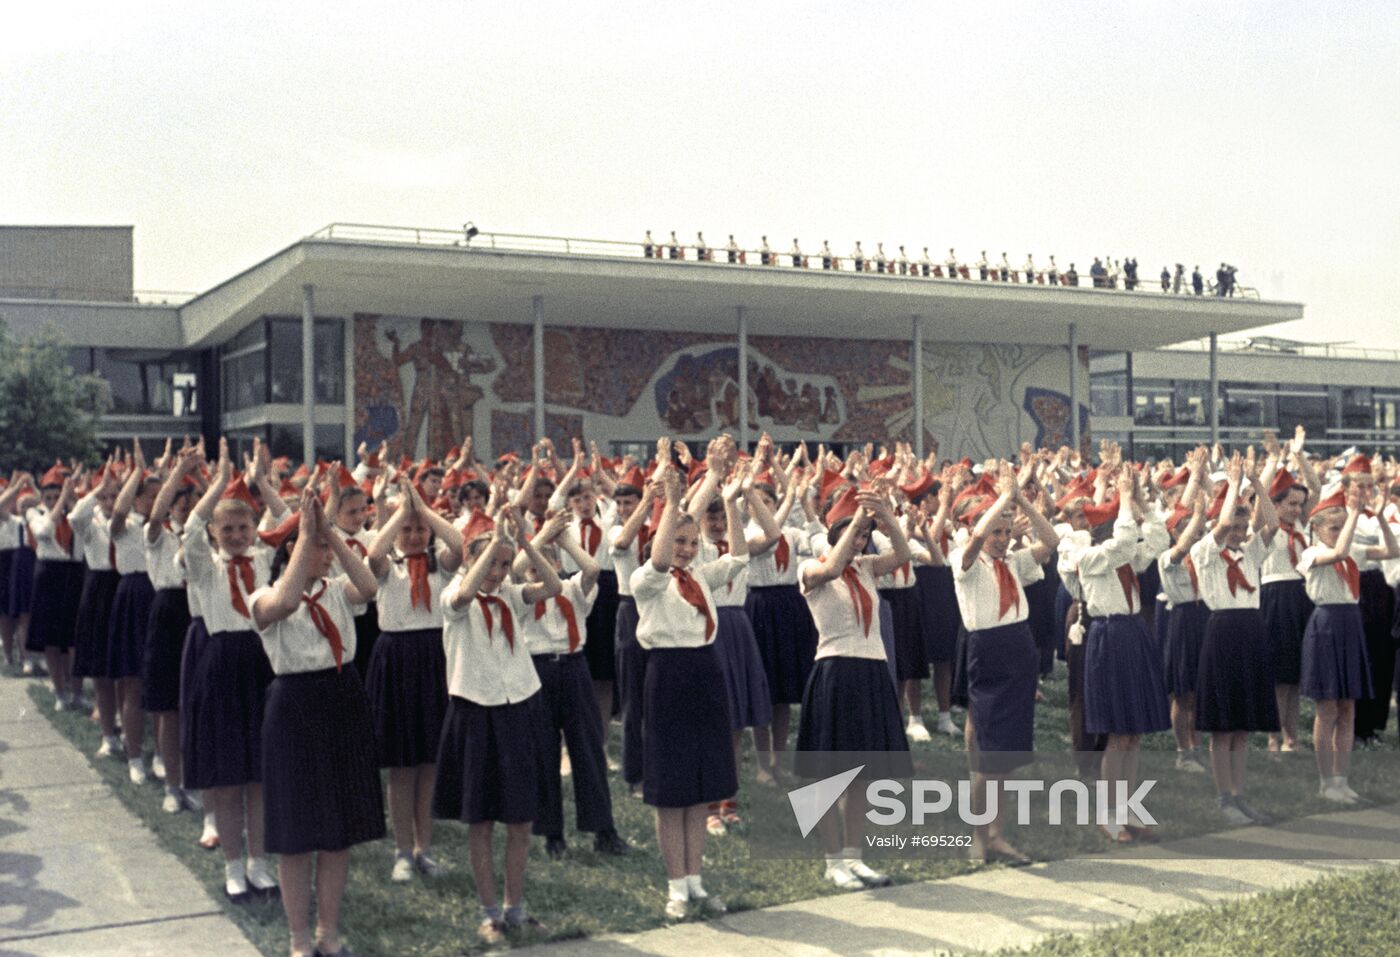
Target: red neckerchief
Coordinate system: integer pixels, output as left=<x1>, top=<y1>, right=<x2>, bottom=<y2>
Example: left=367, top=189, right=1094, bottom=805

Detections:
left=714, top=539, right=733, bottom=592
left=992, top=557, right=1021, bottom=620
left=227, top=554, right=257, bottom=617
left=826, top=557, right=873, bottom=636
left=344, top=536, right=368, bottom=558
left=1115, top=564, right=1140, bottom=613
left=670, top=567, right=715, bottom=642
left=108, top=535, right=117, bottom=572
left=406, top=553, right=432, bottom=610
left=302, top=581, right=344, bottom=671
left=477, top=594, right=515, bottom=649
left=774, top=534, right=791, bottom=572
left=534, top=594, right=582, bottom=652
left=1184, top=554, right=1200, bottom=597
left=1283, top=525, right=1307, bottom=566
left=580, top=517, right=601, bottom=555
left=1220, top=549, right=1257, bottom=597
left=1335, top=556, right=1361, bottom=600
left=55, top=515, right=74, bottom=556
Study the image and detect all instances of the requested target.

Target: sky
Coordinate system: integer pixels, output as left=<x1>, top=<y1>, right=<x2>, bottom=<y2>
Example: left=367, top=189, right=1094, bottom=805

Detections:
left=4, top=0, right=1398, bottom=346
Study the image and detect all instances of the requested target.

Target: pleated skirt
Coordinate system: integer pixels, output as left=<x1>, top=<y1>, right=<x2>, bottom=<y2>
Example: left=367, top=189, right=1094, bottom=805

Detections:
left=27, top=560, right=84, bottom=652
left=966, top=622, right=1039, bottom=772
left=1083, top=614, right=1171, bottom=736
left=1262, top=579, right=1313, bottom=686
left=713, top=606, right=773, bottom=730
left=913, top=564, right=960, bottom=663
left=1301, top=604, right=1373, bottom=702
left=433, top=694, right=540, bottom=824
left=4, top=546, right=35, bottom=617
left=106, top=572, right=154, bottom=679
left=745, top=584, right=819, bottom=705
left=583, top=569, right=619, bottom=683
left=262, top=665, right=386, bottom=855
left=1164, top=600, right=1209, bottom=696
left=364, top=627, right=448, bottom=768
left=1195, top=608, right=1280, bottom=733
left=72, top=569, right=120, bottom=678
left=642, top=645, right=737, bottom=808
left=795, top=656, right=913, bottom=780
left=142, top=587, right=190, bottom=711
left=349, top=601, right=379, bottom=682
left=181, top=628, right=273, bottom=789
left=880, top=586, right=929, bottom=680
left=614, top=595, right=647, bottom=787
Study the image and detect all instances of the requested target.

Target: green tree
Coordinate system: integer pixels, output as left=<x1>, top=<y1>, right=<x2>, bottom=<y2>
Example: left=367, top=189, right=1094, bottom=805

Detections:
left=0, top=321, right=106, bottom=473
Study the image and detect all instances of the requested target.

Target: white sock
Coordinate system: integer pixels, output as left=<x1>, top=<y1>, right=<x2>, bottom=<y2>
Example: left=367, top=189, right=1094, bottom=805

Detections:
left=938, top=711, right=951, bottom=721
left=667, top=877, right=689, bottom=901
left=840, top=846, right=861, bottom=863
left=224, top=859, right=245, bottom=881
left=685, top=874, right=707, bottom=898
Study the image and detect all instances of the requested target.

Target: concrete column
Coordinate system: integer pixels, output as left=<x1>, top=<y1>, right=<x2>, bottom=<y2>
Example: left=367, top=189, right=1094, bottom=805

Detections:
left=533, top=295, right=546, bottom=440
left=343, top=316, right=355, bottom=460
left=912, top=314, right=925, bottom=458
left=737, top=306, right=749, bottom=450
left=1209, top=332, right=1220, bottom=448
left=301, top=284, right=315, bottom=463
left=1068, top=321, right=1080, bottom=453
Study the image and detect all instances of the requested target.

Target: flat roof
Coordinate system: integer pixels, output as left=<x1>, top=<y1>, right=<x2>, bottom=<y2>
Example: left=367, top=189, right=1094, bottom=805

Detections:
left=178, top=233, right=1305, bottom=349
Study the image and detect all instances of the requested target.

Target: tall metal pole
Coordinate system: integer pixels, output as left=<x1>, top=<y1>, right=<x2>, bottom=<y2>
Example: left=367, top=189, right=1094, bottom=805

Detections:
left=737, top=306, right=749, bottom=451
left=1068, top=321, right=1080, bottom=454
left=1209, top=331, right=1220, bottom=449
left=912, top=314, right=925, bottom=458
left=301, top=284, right=315, bottom=463
left=533, top=295, right=546, bottom=440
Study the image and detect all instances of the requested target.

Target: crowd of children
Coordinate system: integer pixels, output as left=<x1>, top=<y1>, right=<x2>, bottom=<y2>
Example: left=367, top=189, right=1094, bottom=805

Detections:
left=2, top=426, right=1399, bottom=953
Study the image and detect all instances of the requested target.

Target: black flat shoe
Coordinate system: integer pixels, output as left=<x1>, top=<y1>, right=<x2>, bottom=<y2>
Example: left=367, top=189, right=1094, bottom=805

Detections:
left=593, top=829, right=631, bottom=856
left=544, top=836, right=567, bottom=860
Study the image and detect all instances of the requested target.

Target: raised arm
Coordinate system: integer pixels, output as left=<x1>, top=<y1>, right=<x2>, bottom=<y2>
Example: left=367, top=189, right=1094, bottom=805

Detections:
left=962, top=463, right=1016, bottom=571
left=859, top=490, right=912, bottom=578
left=722, top=466, right=750, bottom=559
left=252, top=491, right=322, bottom=629
left=557, top=516, right=600, bottom=593
left=802, top=500, right=872, bottom=590
left=1210, top=452, right=1244, bottom=544
left=446, top=513, right=512, bottom=611
left=147, top=449, right=199, bottom=544
left=514, top=507, right=563, bottom=604
left=109, top=441, right=146, bottom=537
left=1169, top=497, right=1208, bottom=564
left=648, top=464, right=685, bottom=572
left=322, top=496, right=379, bottom=605
left=365, top=489, right=410, bottom=578
left=1310, top=487, right=1363, bottom=566
left=192, top=438, right=232, bottom=524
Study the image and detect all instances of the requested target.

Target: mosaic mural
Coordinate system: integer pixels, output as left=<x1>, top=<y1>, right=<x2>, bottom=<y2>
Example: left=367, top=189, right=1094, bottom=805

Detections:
left=353, top=313, right=1088, bottom=460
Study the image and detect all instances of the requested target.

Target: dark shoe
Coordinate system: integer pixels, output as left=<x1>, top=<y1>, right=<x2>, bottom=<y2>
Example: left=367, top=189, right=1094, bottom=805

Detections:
left=544, top=836, right=567, bottom=860
left=593, top=828, right=631, bottom=856
left=1234, top=798, right=1273, bottom=826
left=313, top=948, right=358, bottom=957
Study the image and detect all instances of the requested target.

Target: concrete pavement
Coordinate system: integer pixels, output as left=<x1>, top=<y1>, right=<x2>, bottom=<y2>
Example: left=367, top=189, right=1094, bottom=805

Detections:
left=0, top=677, right=260, bottom=957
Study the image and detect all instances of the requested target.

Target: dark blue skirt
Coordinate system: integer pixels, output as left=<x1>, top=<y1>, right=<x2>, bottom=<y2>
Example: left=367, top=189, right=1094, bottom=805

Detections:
left=951, top=623, right=970, bottom=708
left=966, top=622, right=1039, bottom=772
left=181, top=628, right=273, bottom=789
left=72, top=569, right=120, bottom=678
left=877, top=595, right=898, bottom=687
left=434, top=694, right=540, bottom=824
left=880, top=585, right=928, bottom=680
left=1195, top=608, right=1280, bottom=733
left=1164, top=600, right=1209, bottom=696
left=713, top=606, right=773, bottom=730
left=1262, top=579, right=1312, bottom=685
left=142, top=587, right=190, bottom=711
left=583, top=569, right=619, bottom=683
left=349, top=601, right=379, bottom=683
left=795, top=656, right=912, bottom=780
left=4, top=546, right=35, bottom=617
left=364, top=627, right=449, bottom=768
left=263, top=665, right=386, bottom=854
left=1054, top=583, right=1073, bottom=662
left=1083, top=614, right=1171, bottom=736
left=614, top=595, right=647, bottom=786
left=0, top=549, right=11, bottom=615
left=27, top=559, right=84, bottom=652
left=1153, top=597, right=1171, bottom=662
left=107, top=572, right=154, bottom=679
left=642, top=645, right=737, bottom=808
left=746, top=583, right=819, bottom=705
left=913, top=565, right=960, bottom=663
left=1301, top=604, right=1373, bottom=702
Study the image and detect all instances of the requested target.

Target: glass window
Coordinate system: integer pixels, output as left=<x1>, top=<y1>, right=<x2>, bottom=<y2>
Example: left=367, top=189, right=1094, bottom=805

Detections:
left=267, top=318, right=344, bottom=404
left=227, top=319, right=266, bottom=354
left=267, top=423, right=345, bottom=463
left=1330, top=387, right=1373, bottom=430
left=1376, top=396, right=1400, bottom=432
left=1223, top=383, right=1277, bottom=429
left=1277, top=392, right=1328, bottom=437
left=91, top=349, right=199, bottom=416
left=221, top=350, right=266, bottom=411
left=1173, top=380, right=1209, bottom=427
left=1091, top=371, right=1129, bottom=417
left=1133, top=379, right=1173, bottom=426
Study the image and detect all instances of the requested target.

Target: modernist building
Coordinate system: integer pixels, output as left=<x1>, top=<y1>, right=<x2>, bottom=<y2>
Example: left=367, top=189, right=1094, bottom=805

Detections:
left=3, top=224, right=1304, bottom=463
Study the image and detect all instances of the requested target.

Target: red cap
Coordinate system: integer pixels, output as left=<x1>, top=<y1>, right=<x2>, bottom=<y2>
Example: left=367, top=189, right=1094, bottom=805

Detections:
left=1342, top=455, right=1372, bottom=476
left=900, top=472, right=935, bottom=501
left=1160, top=466, right=1191, bottom=490
left=1268, top=469, right=1299, bottom=500
left=257, top=511, right=299, bottom=550
left=220, top=475, right=258, bottom=511
left=1081, top=496, right=1119, bottom=527
left=818, top=468, right=847, bottom=504
left=825, top=486, right=860, bottom=528
left=398, top=455, right=414, bottom=472
left=40, top=461, right=70, bottom=488
left=441, top=469, right=463, bottom=491
left=277, top=478, right=298, bottom=498
left=962, top=496, right=995, bottom=526
left=291, top=463, right=310, bottom=481
left=868, top=455, right=895, bottom=478
left=459, top=508, right=494, bottom=543
left=1165, top=504, right=1192, bottom=533
left=618, top=466, right=646, bottom=492
left=753, top=469, right=778, bottom=490
left=1310, top=489, right=1347, bottom=518
left=1206, top=482, right=1231, bottom=520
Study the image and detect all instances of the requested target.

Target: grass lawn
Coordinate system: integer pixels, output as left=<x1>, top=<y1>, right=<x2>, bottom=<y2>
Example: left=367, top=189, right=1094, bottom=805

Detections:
left=1005, top=863, right=1400, bottom=956
left=24, top=661, right=1400, bottom=956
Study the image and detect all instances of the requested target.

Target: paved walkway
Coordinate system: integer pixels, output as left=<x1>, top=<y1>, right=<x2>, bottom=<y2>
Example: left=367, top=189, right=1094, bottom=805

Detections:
left=0, top=677, right=260, bottom=957
left=520, top=805, right=1400, bottom=956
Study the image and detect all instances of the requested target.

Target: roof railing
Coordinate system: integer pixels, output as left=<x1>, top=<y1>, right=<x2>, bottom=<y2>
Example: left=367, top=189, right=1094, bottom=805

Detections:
left=1164, top=337, right=1400, bottom=362
left=307, top=223, right=1261, bottom=299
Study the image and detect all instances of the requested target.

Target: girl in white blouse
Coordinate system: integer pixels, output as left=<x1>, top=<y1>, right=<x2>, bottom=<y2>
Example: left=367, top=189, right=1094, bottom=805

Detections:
left=28, top=464, right=84, bottom=708
left=364, top=479, right=463, bottom=883
left=251, top=491, right=383, bottom=957
left=1187, top=453, right=1279, bottom=827
left=435, top=507, right=561, bottom=944
left=1299, top=485, right=1399, bottom=803
left=631, top=451, right=747, bottom=920
left=608, top=469, right=653, bottom=793
left=797, top=483, right=913, bottom=889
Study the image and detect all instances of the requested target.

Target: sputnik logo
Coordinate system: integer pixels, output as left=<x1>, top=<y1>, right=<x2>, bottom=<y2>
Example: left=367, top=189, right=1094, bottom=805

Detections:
left=786, top=766, right=864, bottom=838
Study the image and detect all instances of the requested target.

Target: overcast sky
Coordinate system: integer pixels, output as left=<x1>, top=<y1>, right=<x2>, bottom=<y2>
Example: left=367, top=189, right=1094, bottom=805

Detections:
left=5, top=1, right=1397, bottom=347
